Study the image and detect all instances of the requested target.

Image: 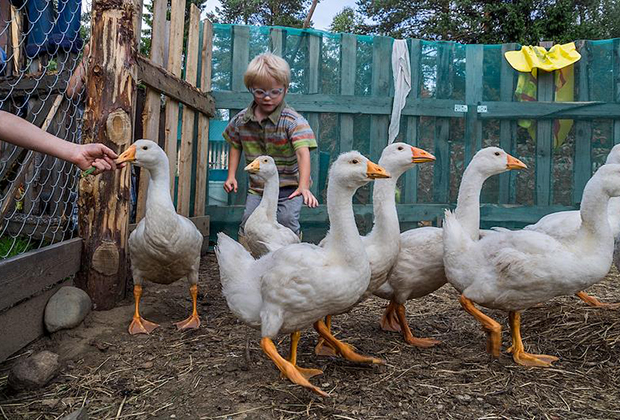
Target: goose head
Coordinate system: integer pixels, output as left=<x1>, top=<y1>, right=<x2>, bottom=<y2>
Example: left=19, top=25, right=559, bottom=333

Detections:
left=469, top=146, right=527, bottom=177
left=329, top=151, right=390, bottom=190
left=244, top=155, right=278, bottom=182
left=115, top=139, right=168, bottom=172
left=378, top=142, right=435, bottom=175
left=605, top=144, right=620, bottom=164
left=590, top=163, right=620, bottom=198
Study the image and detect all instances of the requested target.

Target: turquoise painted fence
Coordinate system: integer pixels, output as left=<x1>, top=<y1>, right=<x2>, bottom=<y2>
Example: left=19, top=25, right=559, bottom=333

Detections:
left=204, top=24, right=620, bottom=243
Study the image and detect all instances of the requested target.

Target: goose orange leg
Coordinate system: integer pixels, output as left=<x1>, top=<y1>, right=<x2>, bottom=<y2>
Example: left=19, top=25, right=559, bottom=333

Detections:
left=285, top=331, right=323, bottom=380
left=575, top=291, right=620, bottom=309
left=313, top=319, right=384, bottom=364
left=261, top=337, right=328, bottom=397
left=507, top=311, right=558, bottom=367
left=314, top=315, right=340, bottom=356
left=128, top=284, right=159, bottom=335
left=175, top=284, right=201, bottom=330
left=395, top=303, right=441, bottom=347
left=459, top=295, right=501, bottom=357
left=380, top=300, right=402, bottom=332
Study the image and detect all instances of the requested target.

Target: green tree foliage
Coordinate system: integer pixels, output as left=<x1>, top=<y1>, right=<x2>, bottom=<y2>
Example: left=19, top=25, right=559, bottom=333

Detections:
left=329, top=6, right=369, bottom=34
left=211, top=0, right=312, bottom=28
left=355, top=0, right=620, bottom=44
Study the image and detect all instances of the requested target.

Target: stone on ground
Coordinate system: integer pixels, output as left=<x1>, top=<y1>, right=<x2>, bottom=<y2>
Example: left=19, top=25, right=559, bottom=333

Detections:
left=8, top=350, right=60, bottom=391
left=45, top=286, right=92, bottom=333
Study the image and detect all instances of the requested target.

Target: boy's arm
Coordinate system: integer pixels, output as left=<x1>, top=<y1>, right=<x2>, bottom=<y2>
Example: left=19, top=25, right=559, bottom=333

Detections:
left=0, top=110, right=118, bottom=174
left=224, top=145, right=241, bottom=193
left=288, top=147, right=318, bottom=208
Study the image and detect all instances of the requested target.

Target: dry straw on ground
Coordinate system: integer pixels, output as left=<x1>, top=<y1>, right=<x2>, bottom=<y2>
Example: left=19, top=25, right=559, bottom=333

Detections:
left=1, top=254, right=620, bottom=419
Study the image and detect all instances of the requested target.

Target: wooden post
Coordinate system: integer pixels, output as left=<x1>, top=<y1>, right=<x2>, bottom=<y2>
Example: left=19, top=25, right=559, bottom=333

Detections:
left=136, top=0, right=167, bottom=222
left=177, top=5, right=201, bottom=217
left=193, top=18, right=213, bottom=217
left=76, top=0, right=139, bottom=310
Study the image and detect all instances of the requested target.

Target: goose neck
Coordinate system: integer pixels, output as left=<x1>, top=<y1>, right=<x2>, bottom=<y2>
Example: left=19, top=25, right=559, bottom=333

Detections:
left=371, top=173, right=400, bottom=240
left=454, top=166, right=486, bottom=240
left=326, top=181, right=364, bottom=256
left=255, top=175, right=279, bottom=221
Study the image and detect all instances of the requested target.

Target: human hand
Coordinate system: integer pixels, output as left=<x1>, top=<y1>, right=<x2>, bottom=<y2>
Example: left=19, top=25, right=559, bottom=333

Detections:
left=73, top=143, right=121, bottom=175
left=224, top=177, right=238, bottom=193
left=289, top=187, right=318, bottom=208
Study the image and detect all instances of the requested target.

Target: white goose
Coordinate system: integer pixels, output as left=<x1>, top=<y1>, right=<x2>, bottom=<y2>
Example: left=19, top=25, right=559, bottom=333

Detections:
left=374, top=147, right=526, bottom=346
left=522, top=144, right=620, bottom=307
left=242, top=156, right=300, bottom=258
left=215, top=151, right=389, bottom=397
left=116, top=140, right=203, bottom=335
left=442, top=163, right=620, bottom=367
left=314, top=143, right=436, bottom=356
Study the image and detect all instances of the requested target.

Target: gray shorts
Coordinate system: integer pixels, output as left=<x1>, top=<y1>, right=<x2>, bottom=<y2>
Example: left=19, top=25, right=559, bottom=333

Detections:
left=239, top=186, right=303, bottom=235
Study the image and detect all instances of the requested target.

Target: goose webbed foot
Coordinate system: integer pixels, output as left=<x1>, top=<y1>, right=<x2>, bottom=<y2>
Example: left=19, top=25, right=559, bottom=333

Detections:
left=576, top=291, right=620, bottom=309
left=380, top=300, right=402, bottom=332
left=314, top=319, right=384, bottom=365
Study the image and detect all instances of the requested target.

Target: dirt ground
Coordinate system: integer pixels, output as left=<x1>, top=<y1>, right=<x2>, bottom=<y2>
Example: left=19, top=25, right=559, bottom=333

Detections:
left=2, top=253, right=620, bottom=419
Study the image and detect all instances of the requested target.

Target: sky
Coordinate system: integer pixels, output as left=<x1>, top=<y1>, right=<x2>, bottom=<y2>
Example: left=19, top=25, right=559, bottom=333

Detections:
left=203, top=0, right=362, bottom=31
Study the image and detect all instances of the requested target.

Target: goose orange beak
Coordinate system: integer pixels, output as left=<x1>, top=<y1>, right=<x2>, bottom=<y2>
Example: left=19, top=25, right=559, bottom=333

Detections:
left=506, top=154, right=527, bottom=170
left=244, top=159, right=261, bottom=174
left=411, top=147, right=436, bottom=164
left=366, top=161, right=391, bottom=179
left=115, top=145, right=136, bottom=164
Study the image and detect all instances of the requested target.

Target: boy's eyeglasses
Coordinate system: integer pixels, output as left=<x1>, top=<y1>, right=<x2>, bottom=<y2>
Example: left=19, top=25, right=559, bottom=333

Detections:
left=249, top=88, right=284, bottom=99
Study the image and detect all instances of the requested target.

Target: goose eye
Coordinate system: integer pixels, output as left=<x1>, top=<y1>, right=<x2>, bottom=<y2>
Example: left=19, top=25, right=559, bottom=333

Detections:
left=263, top=159, right=268, bottom=163
left=351, top=159, right=359, bottom=164
left=142, top=146, right=148, bottom=150
left=397, top=146, right=404, bottom=150
left=494, top=152, right=500, bottom=156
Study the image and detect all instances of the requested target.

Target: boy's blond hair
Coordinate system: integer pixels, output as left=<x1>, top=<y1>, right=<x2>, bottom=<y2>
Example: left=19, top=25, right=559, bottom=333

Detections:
left=244, top=53, right=290, bottom=89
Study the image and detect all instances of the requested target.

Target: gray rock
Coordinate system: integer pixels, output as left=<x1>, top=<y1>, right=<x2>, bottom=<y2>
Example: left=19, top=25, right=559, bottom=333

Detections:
left=45, top=286, right=92, bottom=333
left=8, top=350, right=60, bottom=391
left=60, top=408, right=89, bottom=420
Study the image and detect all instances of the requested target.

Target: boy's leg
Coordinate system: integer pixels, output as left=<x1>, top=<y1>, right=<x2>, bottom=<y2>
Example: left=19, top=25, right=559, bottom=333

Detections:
left=238, top=193, right=261, bottom=249
left=276, top=191, right=303, bottom=236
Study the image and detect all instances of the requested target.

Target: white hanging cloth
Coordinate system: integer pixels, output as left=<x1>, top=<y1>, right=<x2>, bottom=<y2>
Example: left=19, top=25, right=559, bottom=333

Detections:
left=388, top=39, right=411, bottom=144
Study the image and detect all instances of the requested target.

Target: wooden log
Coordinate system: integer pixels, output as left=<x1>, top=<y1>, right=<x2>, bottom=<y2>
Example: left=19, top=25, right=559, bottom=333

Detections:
left=136, top=0, right=167, bottom=222
left=76, top=0, right=139, bottom=311
left=163, top=0, right=186, bottom=195
left=177, top=5, right=201, bottom=217
left=193, top=19, right=213, bottom=217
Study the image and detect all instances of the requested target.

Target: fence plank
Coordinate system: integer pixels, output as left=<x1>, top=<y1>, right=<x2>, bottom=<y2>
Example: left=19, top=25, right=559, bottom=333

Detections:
left=434, top=42, right=453, bottom=203
left=206, top=203, right=577, bottom=225
left=231, top=25, right=250, bottom=205
left=369, top=36, right=392, bottom=163
left=137, top=0, right=169, bottom=221
left=535, top=42, right=555, bottom=206
left=499, top=43, right=518, bottom=204
left=0, top=238, right=81, bottom=311
left=465, top=44, right=483, bottom=165
left=177, top=5, right=201, bottom=217
left=402, top=39, right=421, bottom=204
left=307, top=33, right=321, bottom=197
left=573, top=41, right=591, bottom=205
left=613, top=38, right=620, bottom=145
left=339, top=34, right=356, bottom=157
left=194, top=19, right=214, bottom=216
left=270, top=28, right=283, bottom=56
left=163, top=0, right=186, bottom=194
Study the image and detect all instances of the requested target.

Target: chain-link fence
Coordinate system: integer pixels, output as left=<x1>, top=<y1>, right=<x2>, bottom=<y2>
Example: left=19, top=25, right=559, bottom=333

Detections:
left=0, top=0, right=91, bottom=258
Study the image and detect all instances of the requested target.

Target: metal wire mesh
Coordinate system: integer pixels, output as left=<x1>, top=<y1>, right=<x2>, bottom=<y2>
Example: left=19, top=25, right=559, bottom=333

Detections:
left=0, top=0, right=91, bottom=259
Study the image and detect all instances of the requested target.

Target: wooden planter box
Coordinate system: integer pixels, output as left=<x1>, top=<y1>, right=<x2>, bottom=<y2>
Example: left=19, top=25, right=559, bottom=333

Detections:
left=0, top=238, right=81, bottom=362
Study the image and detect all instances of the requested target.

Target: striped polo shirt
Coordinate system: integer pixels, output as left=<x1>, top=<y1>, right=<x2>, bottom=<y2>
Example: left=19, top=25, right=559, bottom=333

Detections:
left=223, top=100, right=317, bottom=195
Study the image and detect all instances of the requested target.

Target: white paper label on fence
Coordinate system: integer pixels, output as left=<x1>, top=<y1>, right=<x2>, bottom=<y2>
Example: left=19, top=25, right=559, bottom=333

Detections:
left=454, top=104, right=468, bottom=113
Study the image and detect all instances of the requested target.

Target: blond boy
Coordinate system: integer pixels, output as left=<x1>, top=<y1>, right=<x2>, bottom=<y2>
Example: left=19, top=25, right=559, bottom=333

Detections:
left=223, top=53, right=318, bottom=237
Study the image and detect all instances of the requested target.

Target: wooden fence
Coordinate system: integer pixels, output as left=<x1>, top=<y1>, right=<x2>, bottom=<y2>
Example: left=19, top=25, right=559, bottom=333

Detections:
left=203, top=26, right=620, bottom=242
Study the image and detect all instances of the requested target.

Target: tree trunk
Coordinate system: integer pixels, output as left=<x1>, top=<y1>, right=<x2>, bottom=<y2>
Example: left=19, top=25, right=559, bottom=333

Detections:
left=303, top=0, right=319, bottom=29
left=76, top=0, right=139, bottom=310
